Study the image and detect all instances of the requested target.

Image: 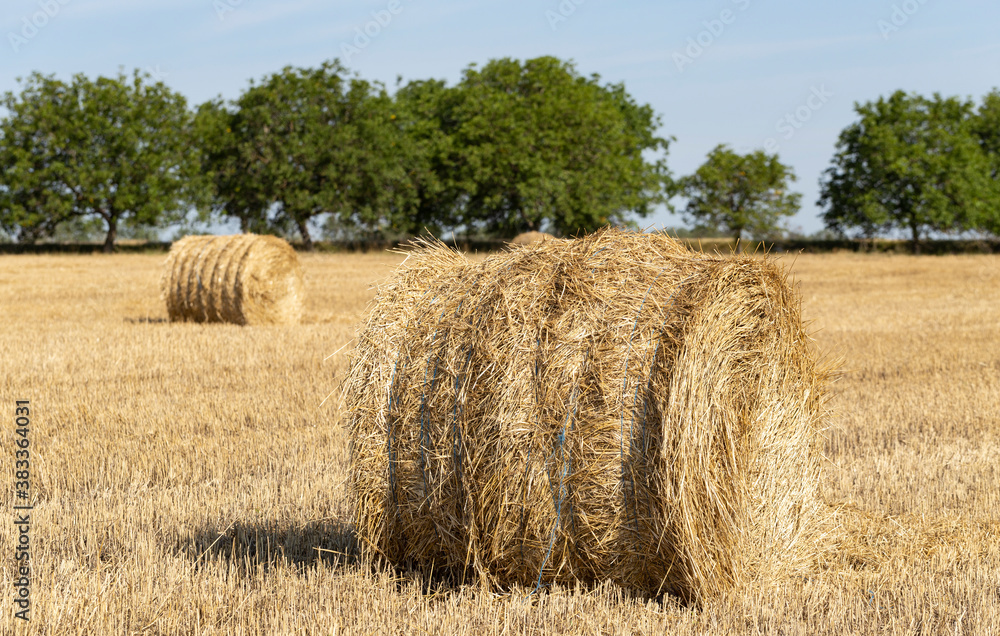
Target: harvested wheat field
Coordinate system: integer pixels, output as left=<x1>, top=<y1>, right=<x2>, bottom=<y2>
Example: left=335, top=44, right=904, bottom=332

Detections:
left=1, top=248, right=998, bottom=634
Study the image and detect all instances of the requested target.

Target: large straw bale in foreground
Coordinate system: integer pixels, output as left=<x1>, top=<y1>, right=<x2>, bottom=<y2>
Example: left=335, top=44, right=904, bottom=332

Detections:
left=160, top=234, right=304, bottom=325
left=346, top=228, right=826, bottom=602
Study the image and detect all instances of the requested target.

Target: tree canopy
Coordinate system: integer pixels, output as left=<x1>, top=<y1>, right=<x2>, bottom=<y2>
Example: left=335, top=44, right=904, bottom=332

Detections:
left=444, top=56, right=673, bottom=237
left=196, top=60, right=419, bottom=250
left=9, top=60, right=998, bottom=250
left=819, top=90, right=998, bottom=252
left=679, top=144, right=800, bottom=242
left=194, top=56, right=673, bottom=243
left=974, top=89, right=1000, bottom=235
left=388, top=78, right=465, bottom=238
left=0, top=69, right=200, bottom=251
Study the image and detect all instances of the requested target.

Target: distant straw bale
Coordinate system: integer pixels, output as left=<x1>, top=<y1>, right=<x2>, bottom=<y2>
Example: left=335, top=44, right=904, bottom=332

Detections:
left=510, top=230, right=556, bottom=245
left=345, top=228, right=826, bottom=602
left=160, top=234, right=304, bottom=325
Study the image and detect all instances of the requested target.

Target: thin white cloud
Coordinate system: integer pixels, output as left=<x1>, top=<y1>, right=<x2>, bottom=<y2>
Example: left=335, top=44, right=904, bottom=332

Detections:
left=205, top=0, right=333, bottom=33
left=595, top=33, right=885, bottom=80
left=63, top=0, right=202, bottom=19
left=1, top=0, right=200, bottom=35
left=708, top=33, right=885, bottom=62
left=953, top=41, right=1000, bottom=57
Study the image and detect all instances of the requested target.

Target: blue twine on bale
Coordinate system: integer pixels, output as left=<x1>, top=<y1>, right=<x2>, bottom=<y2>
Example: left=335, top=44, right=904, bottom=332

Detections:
left=530, top=358, right=584, bottom=597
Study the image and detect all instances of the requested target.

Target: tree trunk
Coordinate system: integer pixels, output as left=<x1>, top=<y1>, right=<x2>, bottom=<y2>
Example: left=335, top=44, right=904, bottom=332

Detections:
left=910, top=222, right=921, bottom=255
left=103, top=216, right=117, bottom=254
left=733, top=227, right=743, bottom=253
left=296, top=218, right=314, bottom=251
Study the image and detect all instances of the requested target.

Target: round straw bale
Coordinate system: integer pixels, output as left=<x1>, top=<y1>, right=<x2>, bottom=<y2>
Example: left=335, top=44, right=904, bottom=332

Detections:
left=160, top=234, right=304, bottom=325
left=510, top=230, right=556, bottom=245
left=345, top=228, right=826, bottom=602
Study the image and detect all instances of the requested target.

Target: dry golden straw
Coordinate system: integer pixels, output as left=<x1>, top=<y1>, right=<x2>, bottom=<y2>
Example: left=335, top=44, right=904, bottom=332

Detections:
left=345, top=228, right=826, bottom=602
left=510, top=231, right=556, bottom=245
left=160, top=234, right=304, bottom=326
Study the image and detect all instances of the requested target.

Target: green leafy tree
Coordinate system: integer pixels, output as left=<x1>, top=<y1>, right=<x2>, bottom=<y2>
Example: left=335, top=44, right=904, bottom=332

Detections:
left=0, top=75, right=75, bottom=244
left=446, top=56, right=672, bottom=237
left=192, top=98, right=273, bottom=235
left=389, top=78, right=465, bottom=237
left=819, top=90, right=997, bottom=252
left=0, top=69, right=202, bottom=252
left=973, top=88, right=1000, bottom=174
left=972, top=88, right=1000, bottom=235
left=198, top=60, right=418, bottom=250
left=679, top=144, right=801, bottom=242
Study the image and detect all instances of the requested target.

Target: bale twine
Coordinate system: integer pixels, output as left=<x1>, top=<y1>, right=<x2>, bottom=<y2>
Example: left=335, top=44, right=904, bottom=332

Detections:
left=160, top=234, right=304, bottom=325
left=510, top=231, right=556, bottom=245
left=345, top=228, right=826, bottom=602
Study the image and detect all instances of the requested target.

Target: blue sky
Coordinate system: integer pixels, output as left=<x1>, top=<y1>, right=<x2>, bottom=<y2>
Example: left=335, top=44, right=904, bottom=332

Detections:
left=3, top=0, right=999, bottom=234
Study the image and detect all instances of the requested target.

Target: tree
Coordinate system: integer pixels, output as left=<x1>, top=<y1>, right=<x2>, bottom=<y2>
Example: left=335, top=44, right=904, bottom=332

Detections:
left=390, top=78, right=465, bottom=237
left=0, top=69, right=201, bottom=252
left=197, top=60, right=418, bottom=250
left=972, top=88, right=1000, bottom=235
left=973, top=88, right=1000, bottom=174
left=679, top=144, right=801, bottom=242
left=446, top=56, right=672, bottom=237
left=192, top=98, right=273, bottom=235
left=818, top=90, right=997, bottom=253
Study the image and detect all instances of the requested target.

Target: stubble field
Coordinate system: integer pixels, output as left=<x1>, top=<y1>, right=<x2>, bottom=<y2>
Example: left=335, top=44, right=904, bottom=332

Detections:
left=1, top=249, right=999, bottom=634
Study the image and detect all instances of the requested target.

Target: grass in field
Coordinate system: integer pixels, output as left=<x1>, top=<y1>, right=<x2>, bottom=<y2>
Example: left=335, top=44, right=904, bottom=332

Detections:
left=1, top=250, right=999, bottom=634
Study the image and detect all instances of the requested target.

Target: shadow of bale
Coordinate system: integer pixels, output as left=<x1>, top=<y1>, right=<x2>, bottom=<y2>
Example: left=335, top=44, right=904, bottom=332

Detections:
left=182, top=517, right=357, bottom=575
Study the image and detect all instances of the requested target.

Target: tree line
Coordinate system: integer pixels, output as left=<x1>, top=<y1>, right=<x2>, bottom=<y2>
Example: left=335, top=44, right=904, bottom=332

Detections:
left=1, top=56, right=998, bottom=253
